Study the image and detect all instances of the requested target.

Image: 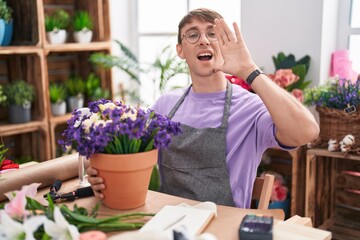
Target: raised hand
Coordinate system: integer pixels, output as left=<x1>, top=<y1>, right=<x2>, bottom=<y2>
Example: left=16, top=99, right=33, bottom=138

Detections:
left=213, top=18, right=257, bottom=80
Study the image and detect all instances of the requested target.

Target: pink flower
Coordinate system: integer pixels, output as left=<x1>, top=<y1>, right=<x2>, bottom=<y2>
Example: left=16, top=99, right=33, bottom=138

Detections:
left=271, top=180, right=288, bottom=202
left=268, top=69, right=299, bottom=88
left=4, top=183, right=41, bottom=219
left=291, top=89, right=304, bottom=102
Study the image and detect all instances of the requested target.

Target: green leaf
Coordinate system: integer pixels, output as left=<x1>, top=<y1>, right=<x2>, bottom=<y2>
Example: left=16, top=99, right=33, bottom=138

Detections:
left=148, top=166, right=160, bottom=191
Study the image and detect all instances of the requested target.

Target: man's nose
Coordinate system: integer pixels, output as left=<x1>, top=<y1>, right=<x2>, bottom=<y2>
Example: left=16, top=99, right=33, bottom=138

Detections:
left=198, top=33, right=210, bottom=45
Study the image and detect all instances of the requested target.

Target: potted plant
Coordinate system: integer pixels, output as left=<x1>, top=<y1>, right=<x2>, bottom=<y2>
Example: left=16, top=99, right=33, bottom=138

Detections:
left=0, top=142, right=8, bottom=169
left=64, top=76, right=85, bottom=112
left=45, top=9, right=70, bottom=44
left=85, top=73, right=110, bottom=101
left=49, top=82, right=67, bottom=116
left=89, top=40, right=143, bottom=104
left=304, top=77, right=360, bottom=148
left=59, top=99, right=182, bottom=209
left=0, top=0, right=13, bottom=46
left=72, top=10, right=93, bottom=43
left=3, top=80, right=35, bottom=124
left=0, top=85, right=6, bottom=105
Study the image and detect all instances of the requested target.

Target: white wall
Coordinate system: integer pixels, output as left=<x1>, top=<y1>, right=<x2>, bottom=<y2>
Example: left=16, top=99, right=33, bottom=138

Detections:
left=241, top=0, right=339, bottom=87
left=111, top=0, right=340, bottom=93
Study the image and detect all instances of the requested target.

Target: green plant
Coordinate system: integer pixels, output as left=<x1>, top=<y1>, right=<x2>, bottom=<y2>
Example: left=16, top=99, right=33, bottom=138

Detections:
left=3, top=80, right=35, bottom=106
left=90, top=41, right=189, bottom=104
left=0, top=85, right=6, bottom=105
left=150, top=44, right=189, bottom=99
left=49, top=82, right=67, bottom=103
left=90, top=40, right=141, bottom=84
left=0, top=142, right=8, bottom=167
left=0, top=0, right=13, bottom=23
left=73, top=10, right=93, bottom=31
left=0, top=183, right=155, bottom=238
left=65, top=76, right=86, bottom=97
left=85, top=73, right=110, bottom=101
left=272, top=52, right=311, bottom=91
left=304, top=77, right=360, bottom=109
left=45, top=9, right=70, bottom=32
left=90, top=40, right=142, bottom=103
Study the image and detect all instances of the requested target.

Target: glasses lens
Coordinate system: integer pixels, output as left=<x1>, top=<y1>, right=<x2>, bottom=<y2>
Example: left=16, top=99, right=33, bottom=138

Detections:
left=184, top=30, right=217, bottom=44
left=206, top=30, right=217, bottom=42
left=185, top=31, right=200, bottom=44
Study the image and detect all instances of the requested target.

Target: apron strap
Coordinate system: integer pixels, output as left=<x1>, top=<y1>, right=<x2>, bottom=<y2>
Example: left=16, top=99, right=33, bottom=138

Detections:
left=220, top=81, right=232, bottom=129
left=168, top=81, right=233, bottom=129
left=168, top=85, right=191, bottom=119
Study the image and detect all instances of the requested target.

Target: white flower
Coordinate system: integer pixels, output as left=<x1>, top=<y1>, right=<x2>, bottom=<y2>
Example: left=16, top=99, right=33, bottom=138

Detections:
left=121, top=106, right=138, bottom=121
left=74, top=108, right=91, bottom=128
left=0, top=210, right=46, bottom=240
left=99, top=102, right=117, bottom=111
left=44, top=207, right=80, bottom=240
left=94, top=120, right=107, bottom=128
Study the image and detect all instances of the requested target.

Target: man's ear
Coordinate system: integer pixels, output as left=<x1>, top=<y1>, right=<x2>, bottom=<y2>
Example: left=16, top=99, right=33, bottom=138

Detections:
left=176, top=44, right=185, bottom=59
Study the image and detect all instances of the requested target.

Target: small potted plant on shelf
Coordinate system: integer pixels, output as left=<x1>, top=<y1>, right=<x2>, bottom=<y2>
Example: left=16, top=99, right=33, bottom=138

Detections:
left=72, top=10, right=93, bottom=43
left=0, top=0, right=13, bottom=46
left=0, top=85, right=6, bottom=105
left=45, top=9, right=70, bottom=44
left=65, top=76, right=85, bottom=112
left=49, top=82, right=67, bottom=116
left=2, top=80, right=35, bottom=124
left=85, top=73, right=110, bottom=101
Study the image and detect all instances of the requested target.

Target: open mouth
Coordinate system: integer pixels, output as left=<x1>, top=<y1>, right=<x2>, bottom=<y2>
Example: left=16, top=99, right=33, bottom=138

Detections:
left=197, top=52, right=213, bottom=61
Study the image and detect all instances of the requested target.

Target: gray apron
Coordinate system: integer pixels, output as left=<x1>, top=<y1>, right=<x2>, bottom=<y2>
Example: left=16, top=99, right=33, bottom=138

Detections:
left=159, top=82, right=235, bottom=206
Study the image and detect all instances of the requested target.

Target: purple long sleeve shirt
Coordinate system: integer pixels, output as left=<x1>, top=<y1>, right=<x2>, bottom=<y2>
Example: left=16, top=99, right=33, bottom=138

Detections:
left=152, top=84, right=290, bottom=208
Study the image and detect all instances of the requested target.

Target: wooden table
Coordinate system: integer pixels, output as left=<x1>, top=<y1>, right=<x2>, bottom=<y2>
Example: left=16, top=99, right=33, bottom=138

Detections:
left=305, top=148, right=360, bottom=239
left=35, top=178, right=331, bottom=240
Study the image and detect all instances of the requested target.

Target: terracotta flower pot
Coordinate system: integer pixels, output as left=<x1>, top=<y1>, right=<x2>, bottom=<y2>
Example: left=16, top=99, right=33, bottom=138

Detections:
left=90, top=149, right=158, bottom=210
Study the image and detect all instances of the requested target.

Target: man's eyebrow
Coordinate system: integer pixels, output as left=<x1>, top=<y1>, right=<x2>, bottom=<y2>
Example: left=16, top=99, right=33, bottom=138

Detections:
left=184, top=25, right=214, bottom=33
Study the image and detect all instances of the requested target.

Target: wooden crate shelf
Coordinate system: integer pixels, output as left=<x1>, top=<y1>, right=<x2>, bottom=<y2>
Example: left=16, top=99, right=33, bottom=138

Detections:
left=6, top=0, right=44, bottom=47
left=0, top=0, right=112, bottom=161
left=305, top=148, right=360, bottom=239
left=0, top=52, right=47, bottom=124
left=1, top=129, right=50, bottom=163
left=261, top=146, right=307, bottom=217
left=42, top=0, right=111, bottom=44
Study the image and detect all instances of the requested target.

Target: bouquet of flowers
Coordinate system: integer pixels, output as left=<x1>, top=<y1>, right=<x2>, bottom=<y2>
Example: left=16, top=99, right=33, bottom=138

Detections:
left=268, top=52, right=312, bottom=102
left=304, top=77, right=360, bottom=110
left=0, top=183, right=154, bottom=239
left=304, top=77, right=360, bottom=151
left=60, top=99, right=182, bottom=159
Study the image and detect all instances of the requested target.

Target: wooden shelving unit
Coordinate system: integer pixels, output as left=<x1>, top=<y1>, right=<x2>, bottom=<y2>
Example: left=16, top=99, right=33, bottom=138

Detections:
left=261, top=146, right=307, bottom=217
left=305, top=148, right=360, bottom=240
left=0, top=0, right=112, bottom=161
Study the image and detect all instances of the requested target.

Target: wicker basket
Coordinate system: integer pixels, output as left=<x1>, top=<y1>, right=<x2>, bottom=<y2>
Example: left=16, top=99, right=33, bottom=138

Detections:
left=316, top=106, right=360, bottom=146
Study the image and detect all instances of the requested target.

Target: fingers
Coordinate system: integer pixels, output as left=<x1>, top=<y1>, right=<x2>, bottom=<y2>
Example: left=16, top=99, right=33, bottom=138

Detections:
left=214, top=18, right=237, bottom=44
left=86, top=167, right=105, bottom=199
left=232, top=22, right=242, bottom=43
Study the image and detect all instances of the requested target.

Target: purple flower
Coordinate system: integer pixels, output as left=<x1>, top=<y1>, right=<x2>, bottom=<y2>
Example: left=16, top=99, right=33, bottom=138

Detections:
left=59, top=100, right=182, bottom=158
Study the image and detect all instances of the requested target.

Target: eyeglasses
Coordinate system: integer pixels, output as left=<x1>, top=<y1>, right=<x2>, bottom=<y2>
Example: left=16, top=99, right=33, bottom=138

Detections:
left=180, top=29, right=217, bottom=44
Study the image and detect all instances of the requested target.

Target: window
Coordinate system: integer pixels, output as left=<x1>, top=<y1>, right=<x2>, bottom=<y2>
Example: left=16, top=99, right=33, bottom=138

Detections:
left=349, top=0, right=360, bottom=71
left=136, top=0, right=241, bottom=105
left=338, top=0, right=360, bottom=73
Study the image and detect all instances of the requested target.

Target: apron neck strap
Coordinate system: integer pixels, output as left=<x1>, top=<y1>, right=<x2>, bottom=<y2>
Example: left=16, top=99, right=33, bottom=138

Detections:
left=168, top=81, right=233, bottom=128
